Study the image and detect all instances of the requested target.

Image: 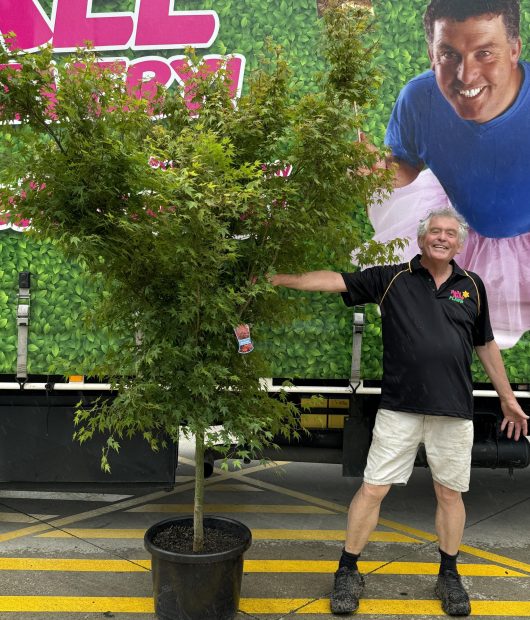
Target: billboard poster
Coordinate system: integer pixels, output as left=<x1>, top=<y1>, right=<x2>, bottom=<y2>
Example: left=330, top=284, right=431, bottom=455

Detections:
left=0, top=0, right=528, bottom=381
left=360, top=0, right=530, bottom=353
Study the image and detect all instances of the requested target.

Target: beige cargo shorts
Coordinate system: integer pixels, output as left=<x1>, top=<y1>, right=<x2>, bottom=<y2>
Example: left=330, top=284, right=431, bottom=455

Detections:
left=363, top=408, right=474, bottom=492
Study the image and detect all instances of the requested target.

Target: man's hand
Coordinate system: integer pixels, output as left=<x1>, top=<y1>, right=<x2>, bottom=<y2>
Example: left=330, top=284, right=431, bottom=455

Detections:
left=475, top=340, right=529, bottom=440
left=357, top=132, right=388, bottom=177
left=499, top=398, right=529, bottom=441
left=357, top=133, right=422, bottom=188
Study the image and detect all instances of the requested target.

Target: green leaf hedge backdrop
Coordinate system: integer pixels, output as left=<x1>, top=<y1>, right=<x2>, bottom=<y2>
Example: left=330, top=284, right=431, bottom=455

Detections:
left=0, top=0, right=528, bottom=381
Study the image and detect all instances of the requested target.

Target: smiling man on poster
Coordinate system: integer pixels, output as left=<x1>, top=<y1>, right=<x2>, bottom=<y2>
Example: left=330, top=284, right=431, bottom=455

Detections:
left=369, top=0, right=530, bottom=350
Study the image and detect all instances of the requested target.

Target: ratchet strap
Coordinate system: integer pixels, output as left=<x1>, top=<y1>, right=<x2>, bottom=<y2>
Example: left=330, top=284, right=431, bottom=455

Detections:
left=350, top=310, right=365, bottom=386
left=16, top=272, right=31, bottom=385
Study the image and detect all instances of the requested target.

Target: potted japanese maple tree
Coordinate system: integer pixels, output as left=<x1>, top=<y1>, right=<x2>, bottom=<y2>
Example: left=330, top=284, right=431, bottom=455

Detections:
left=0, top=2, right=396, bottom=618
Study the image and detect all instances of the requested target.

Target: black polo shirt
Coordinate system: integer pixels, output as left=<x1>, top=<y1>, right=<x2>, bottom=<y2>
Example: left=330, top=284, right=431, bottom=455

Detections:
left=341, top=255, right=494, bottom=419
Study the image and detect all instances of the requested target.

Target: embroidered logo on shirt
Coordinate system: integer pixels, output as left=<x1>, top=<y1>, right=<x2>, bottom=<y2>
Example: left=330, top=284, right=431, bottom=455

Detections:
left=449, top=290, right=469, bottom=304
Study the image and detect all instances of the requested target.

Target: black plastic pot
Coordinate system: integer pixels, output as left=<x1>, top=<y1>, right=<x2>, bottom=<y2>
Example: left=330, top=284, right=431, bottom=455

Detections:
left=144, top=516, right=252, bottom=620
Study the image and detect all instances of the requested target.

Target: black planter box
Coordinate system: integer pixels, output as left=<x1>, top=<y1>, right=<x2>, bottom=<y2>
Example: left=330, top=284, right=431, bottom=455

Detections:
left=0, top=389, right=177, bottom=484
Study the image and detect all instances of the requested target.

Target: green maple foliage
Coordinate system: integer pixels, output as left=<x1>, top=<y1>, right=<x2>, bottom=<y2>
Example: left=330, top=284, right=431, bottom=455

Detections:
left=0, top=0, right=400, bottom=551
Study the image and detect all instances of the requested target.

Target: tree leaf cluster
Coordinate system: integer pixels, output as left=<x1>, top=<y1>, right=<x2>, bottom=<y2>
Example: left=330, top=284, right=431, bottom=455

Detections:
left=0, top=1, right=394, bottom=548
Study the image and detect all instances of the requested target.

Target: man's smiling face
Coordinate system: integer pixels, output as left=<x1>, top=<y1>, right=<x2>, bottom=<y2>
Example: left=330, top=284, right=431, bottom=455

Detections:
left=418, top=215, right=463, bottom=263
left=429, top=14, right=522, bottom=123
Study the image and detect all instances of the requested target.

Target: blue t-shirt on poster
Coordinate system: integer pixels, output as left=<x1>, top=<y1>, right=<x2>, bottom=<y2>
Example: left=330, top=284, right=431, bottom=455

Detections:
left=385, top=61, right=530, bottom=238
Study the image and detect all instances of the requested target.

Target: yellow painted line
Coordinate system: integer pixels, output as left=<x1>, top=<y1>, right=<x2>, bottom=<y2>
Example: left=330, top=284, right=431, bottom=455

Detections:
left=0, top=513, right=57, bottom=523
left=38, top=529, right=147, bottom=539
left=209, top=469, right=350, bottom=514
left=377, top=517, right=438, bottom=543
left=0, top=558, right=150, bottom=572
left=157, top=458, right=530, bottom=579
left=251, top=529, right=422, bottom=543
left=173, top=475, right=195, bottom=483
left=378, top=519, right=530, bottom=575
left=38, top=528, right=419, bottom=542
left=241, top=598, right=530, bottom=615
left=0, top=489, right=192, bottom=544
left=178, top=456, right=290, bottom=476
left=0, top=597, right=527, bottom=615
left=127, top=503, right=335, bottom=514
left=0, top=596, right=153, bottom=613
left=0, top=522, right=57, bottom=541
left=243, top=560, right=528, bottom=577
left=459, top=544, right=530, bottom=575
left=0, top=459, right=287, bottom=544
left=373, top=562, right=527, bottom=577
left=206, top=483, right=263, bottom=492
left=210, top=470, right=529, bottom=577
left=0, top=558, right=523, bottom=577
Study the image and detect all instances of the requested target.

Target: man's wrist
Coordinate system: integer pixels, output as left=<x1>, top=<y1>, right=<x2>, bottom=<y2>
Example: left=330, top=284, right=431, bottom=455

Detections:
left=498, top=392, right=518, bottom=404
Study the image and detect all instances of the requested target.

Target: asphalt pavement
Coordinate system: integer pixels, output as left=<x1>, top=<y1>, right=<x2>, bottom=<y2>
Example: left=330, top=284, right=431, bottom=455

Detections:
left=0, top=436, right=528, bottom=619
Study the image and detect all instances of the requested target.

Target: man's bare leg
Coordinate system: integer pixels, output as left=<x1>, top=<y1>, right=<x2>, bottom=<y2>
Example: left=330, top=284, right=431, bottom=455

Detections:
left=331, top=482, right=391, bottom=614
left=433, top=481, right=471, bottom=617
left=433, top=481, right=465, bottom=554
left=345, top=482, right=392, bottom=552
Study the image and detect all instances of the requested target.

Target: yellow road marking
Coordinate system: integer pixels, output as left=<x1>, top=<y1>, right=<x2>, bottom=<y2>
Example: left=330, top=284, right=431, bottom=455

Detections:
left=38, top=529, right=147, bottom=539
left=458, top=544, right=530, bottom=575
left=206, top=483, right=263, bottom=492
left=0, top=513, right=57, bottom=523
left=378, top=519, right=530, bottom=575
left=0, top=459, right=286, bottom=544
left=127, top=503, right=335, bottom=514
left=242, top=598, right=530, bottom=615
left=0, top=597, right=527, bottom=615
left=0, top=558, right=523, bottom=577
left=0, top=522, right=56, bottom=541
left=0, top=489, right=189, bottom=544
left=37, top=528, right=420, bottom=543
left=243, top=560, right=527, bottom=577
left=251, top=529, right=422, bottom=543
left=0, top=558, right=150, bottom=572
left=377, top=517, right=439, bottom=542
left=209, top=466, right=349, bottom=513
left=205, top=469, right=530, bottom=576
left=3, top=448, right=527, bottom=591
left=179, top=456, right=289, bottom=476
left=0, top=596, right=153, bottom=613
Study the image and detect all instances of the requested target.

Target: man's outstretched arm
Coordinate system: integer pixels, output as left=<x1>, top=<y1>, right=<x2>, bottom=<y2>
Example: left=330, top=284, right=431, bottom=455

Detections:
left=475, top=340, right=529, bottom=440
left=271, top=271, right=347, bottom=293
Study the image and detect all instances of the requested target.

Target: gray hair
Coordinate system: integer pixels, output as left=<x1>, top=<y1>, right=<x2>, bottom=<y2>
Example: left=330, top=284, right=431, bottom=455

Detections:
left=417, top=207, right=469, bottom=245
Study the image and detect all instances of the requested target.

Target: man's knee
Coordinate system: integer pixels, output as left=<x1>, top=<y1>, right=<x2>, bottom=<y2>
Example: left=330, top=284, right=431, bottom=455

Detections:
left=358, top=481, right=391, bottom=504
left=434, top=481, right=462, bottom=506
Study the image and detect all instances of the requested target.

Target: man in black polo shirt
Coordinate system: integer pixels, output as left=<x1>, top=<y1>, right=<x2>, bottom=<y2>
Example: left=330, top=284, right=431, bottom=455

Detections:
left=271, top=207, right=528, bottom=616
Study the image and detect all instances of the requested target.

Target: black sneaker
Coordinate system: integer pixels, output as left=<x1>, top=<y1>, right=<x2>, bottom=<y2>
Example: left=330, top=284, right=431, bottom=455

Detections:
left=330, top=567, right=365, bottom=614
left=435, top=569, right=471, bottom=616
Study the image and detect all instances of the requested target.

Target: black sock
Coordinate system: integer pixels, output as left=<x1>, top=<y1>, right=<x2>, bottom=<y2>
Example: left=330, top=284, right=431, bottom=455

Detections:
left=439, top=548, right=459, bottom=574
left=338, top=548, right=360, bottom=571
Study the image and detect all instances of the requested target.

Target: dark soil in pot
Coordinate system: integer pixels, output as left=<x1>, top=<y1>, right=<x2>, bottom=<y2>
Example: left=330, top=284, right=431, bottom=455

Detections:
left=153, top=522, right=243, bottom=554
